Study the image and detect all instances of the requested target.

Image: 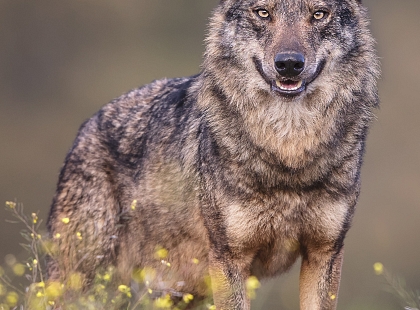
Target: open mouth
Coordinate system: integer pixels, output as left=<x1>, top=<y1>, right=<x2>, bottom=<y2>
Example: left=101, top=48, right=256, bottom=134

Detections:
left=275, top=80, right=304, bottom=91
left=272, top=79, right=305, bottom=96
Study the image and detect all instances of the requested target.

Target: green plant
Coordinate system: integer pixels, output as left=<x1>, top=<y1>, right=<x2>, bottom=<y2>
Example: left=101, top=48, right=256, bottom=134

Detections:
left=1, top=201, right=261, bottom=309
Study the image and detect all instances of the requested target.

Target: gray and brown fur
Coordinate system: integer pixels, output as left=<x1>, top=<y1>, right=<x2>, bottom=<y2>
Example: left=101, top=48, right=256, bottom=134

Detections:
left=47, top=0, right=379, bottom=309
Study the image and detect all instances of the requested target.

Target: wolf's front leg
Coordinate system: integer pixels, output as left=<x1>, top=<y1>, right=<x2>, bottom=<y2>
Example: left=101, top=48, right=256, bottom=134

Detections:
left=299, top=246, right=344, bottom=310
left=208, top=250, right=252, bottom=310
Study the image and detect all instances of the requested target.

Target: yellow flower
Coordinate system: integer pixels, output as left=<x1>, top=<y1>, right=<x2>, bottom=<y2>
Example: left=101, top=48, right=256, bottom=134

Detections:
left=246, top=276, right=260, bottom=290
left=35, top=282, right=45, bottom=288
left=12, top=264, right=25, bottom=276
left=155, top=248, right=168, bottom=259
left=5, top=201, right=16, bottom=209
left=32, top=213, right=38, bottom=224
left=54, top=233, right=61, bottom=239
left=183, top=293, right=194, bottom=303
left=61, top=217, right=70, bottom=224
left=131, top=200, right=137, bottom=210
left=192, top=258, right=199, bottom=264
left=246, top=276, right=260, bottom=299
left=154, top=294, right=173, bottom=308
left=45, top=281, right=63, bottom=299
left=118, top=285, right=129, bottom=293
left=328, top=291, right=337, bottom=300
left=118, top=284, right=132, bottom=297
left=6, top=292, right=18, bottom=307
left=373, top=262, right=384, bottom=275
left=76, top=232, right=82, bottom=240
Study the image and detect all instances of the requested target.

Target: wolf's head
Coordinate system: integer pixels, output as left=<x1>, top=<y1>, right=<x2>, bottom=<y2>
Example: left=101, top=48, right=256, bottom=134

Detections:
left=201, top=0, right=379, bottom=105
left=197, top=0, right=380, bottom=167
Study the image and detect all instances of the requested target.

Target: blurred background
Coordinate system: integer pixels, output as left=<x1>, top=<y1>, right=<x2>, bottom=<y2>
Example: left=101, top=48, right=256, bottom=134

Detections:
left=0, top=0, right=419, bottom=309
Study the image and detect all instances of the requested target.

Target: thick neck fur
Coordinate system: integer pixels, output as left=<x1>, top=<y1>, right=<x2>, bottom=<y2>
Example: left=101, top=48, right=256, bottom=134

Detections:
left=193, top=73, right=371, bottom=190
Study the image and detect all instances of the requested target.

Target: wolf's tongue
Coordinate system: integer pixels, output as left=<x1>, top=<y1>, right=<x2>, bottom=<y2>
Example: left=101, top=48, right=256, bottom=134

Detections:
left=276, top=80, right=303, bottom=91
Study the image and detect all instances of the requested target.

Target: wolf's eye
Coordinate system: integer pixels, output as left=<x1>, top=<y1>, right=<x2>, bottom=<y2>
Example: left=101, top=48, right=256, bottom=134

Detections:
left=255, top=9, right=270, bottom=19
left=313, top=10, right=328, bottom=20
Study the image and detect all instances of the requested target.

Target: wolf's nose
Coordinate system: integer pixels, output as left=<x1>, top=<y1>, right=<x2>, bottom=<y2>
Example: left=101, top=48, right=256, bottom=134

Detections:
left=274, top=53, right=305, bottom=77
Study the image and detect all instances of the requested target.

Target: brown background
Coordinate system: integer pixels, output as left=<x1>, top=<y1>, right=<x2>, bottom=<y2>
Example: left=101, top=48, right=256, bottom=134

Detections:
left=0, top=1, right=419, bottom=309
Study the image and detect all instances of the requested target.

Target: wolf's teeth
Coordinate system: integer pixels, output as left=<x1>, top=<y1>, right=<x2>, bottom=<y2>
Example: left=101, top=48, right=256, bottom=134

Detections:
left=275, top=80, right=303, bottom=91
left=294, top=80, right=303, bottom=89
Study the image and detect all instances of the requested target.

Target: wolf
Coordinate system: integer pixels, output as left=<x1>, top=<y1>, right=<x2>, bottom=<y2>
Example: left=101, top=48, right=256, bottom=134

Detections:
left=47, top=0, right=379, bottom=309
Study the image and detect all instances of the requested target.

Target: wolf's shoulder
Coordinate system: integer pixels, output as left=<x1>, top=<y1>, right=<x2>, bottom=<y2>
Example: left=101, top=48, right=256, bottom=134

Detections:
left=71, top=75, right=198, bottom=161
left=79, top=76, right=195, bottom=133
left=102, top=76, right=195, bottom=121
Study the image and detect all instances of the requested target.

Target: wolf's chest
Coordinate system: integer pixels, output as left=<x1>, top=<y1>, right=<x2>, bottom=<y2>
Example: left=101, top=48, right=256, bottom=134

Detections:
left=221, top=189, right=349, bottom=267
